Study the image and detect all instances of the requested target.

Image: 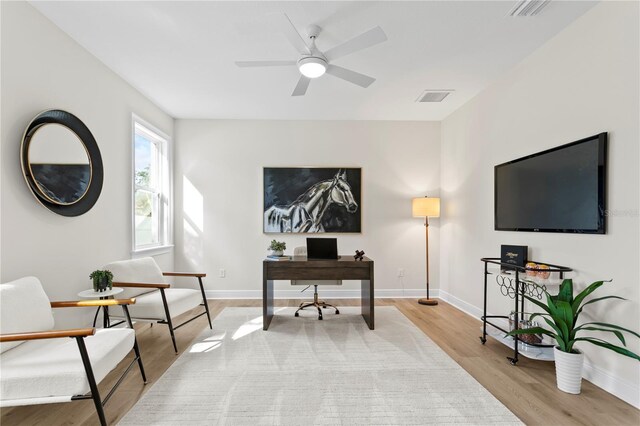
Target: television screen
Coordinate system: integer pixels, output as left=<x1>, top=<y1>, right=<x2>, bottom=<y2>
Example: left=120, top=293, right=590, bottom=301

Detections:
left=495, top=133, right=607, bottom=233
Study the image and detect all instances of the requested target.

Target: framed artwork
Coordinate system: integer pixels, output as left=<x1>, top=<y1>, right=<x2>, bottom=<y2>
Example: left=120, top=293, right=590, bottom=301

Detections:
left=263, top=167, right=362, bottom=233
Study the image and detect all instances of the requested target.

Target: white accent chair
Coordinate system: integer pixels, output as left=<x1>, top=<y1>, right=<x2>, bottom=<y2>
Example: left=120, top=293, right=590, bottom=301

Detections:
left=292, top=246, right=342, bottom=320
left=105, top=257, right=212, bottom=353
left=0, top=277, right=146, bottom=426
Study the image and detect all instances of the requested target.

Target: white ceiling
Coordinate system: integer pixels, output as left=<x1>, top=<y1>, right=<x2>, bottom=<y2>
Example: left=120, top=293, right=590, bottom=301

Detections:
left=30, top=1, right=596, bottom=121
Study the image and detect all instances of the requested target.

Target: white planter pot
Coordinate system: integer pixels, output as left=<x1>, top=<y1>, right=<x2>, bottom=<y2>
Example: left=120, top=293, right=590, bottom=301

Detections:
left=268, top=249, right=283, bottom=257
left=554, top=346, right=584, bottom=394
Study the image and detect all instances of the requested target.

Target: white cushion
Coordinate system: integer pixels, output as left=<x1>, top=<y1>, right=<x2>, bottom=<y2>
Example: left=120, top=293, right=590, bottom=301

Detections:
left=105, top=257, right=166, bottom=299
left=122, top=288, right=202, bottom=320
left=0, top=277, right=55, bottom=354
left=0, top=328, right=134, bottom=404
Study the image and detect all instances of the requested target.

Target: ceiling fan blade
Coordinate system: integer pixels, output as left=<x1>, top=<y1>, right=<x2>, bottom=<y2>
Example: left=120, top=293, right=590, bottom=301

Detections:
left=324, top=26, right=387, bottom=62
left=292, top=75, right=310, bottom=96
left=275, top=13, right=311, bottom=55
left=326, top=65, right=375, bottom=88
left=235, top=60, right=296, bottom=67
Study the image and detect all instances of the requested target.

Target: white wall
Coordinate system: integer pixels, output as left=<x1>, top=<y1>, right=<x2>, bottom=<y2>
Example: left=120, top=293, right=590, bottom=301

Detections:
left=174, top=120, right=440, bottom=298
left=0, top=2, right=174, bottom=327
left=440, top=2, right=639, bottom=407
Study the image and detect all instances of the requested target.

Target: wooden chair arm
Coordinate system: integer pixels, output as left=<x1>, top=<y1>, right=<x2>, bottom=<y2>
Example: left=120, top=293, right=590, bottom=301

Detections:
left=50, top=298, right=136, bottom=308
left=163, top=272, right=206, bottom=278
left=112, top=281, right=170, bottom=289
left=0, top=328, right=96, bottom=342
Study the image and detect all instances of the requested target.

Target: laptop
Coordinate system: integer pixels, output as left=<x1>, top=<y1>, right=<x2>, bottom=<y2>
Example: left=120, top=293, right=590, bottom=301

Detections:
left=306, top=237, right=339, bottom=260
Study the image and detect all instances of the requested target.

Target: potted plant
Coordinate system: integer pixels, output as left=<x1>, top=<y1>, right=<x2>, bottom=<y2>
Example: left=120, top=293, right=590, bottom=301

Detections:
left=90, top=269, right=114, bottom=293
left=508, top=279, right=639, bottom=394
left=268, top=240, right=286, bottom=257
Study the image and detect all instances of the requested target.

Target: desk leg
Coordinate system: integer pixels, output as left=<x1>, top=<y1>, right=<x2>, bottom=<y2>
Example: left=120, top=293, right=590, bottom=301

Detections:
left=361, top=262, right=374, bottom=330
left=263, top=264, right=274, bottom=330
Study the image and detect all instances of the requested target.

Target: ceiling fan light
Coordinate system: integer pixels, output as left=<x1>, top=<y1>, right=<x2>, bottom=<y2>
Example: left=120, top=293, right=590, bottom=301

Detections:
left=298, top=57, right=327, bottom=78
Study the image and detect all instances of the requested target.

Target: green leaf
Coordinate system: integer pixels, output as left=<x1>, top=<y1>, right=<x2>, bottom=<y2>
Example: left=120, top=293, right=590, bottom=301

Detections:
left=575, top=327, right=625, bottom=345
left=541, top=317, right=562, bottom=340
left=557, top=300, right=574, bottom=331
left=521, top=293, right=553, bottom=316
left=577, top=322, right=640, bottom=339
left=557, top=279, right=574, bottom=304
left=574, top=338, right=640, bottom=361
left=576, top=296, right=626, bottom=317
left=571, top=280, right=607, bottom=315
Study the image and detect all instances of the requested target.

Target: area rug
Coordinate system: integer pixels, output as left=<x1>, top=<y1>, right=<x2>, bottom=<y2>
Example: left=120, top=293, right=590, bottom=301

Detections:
left=119, top=307, right=522, bottom=425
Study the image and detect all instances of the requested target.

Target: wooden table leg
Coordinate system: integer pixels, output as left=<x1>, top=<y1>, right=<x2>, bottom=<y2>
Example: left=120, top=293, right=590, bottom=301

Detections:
left=263, top=263, right=274, bottom=330
left=361, top=261, right=374, bottom=330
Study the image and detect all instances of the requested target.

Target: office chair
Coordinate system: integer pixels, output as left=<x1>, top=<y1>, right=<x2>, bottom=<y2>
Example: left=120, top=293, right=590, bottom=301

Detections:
left=292, top=246, right=341, bottom=320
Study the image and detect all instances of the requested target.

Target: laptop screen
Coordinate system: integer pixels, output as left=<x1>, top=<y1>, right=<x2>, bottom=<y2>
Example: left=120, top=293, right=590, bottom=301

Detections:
left=306, top=238, right=338, bottom=260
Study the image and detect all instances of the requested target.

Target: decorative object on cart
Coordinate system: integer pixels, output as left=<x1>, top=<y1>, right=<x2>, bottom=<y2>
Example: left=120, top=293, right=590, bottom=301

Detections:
left=20, top=109, right=104, bottom=216
left=480, top=257, right=572, bottom=365
left=263, top=167, right=361, bottom=233
left=89, top=269, right=113, bottom=292
left=508, top=279, right=640, bottom=394
left=268, top=240, right=287, bottom=257
left=508, top=311, right=543, bottom=345
left=500, top=245, right=528, bottom=271
left=412, top=196, right=440, bottom=306
left=354, top=250, right=365, bottom=261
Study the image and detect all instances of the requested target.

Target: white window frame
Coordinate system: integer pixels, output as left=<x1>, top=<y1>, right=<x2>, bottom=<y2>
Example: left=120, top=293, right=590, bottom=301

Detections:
left=132, top=114, right=173, bottom=255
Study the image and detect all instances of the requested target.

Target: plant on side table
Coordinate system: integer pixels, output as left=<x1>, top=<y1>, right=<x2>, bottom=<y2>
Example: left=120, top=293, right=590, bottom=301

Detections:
left=268, top=240, right=286, bottom=257
left=89, top=269, right=114, bottom=293
left=508, top=278, right=639, bottom=394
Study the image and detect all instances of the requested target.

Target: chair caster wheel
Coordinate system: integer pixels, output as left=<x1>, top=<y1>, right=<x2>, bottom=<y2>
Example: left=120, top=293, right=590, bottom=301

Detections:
left=335, top=310, right=340, bottom=315
left=295, top=312, right=299, bottom=317
left=318, top=316, right=323, bottom=320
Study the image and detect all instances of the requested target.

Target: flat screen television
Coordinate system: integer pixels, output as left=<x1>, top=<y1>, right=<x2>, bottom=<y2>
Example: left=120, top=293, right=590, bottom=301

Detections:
left=495, top=133, right=607, bottom=233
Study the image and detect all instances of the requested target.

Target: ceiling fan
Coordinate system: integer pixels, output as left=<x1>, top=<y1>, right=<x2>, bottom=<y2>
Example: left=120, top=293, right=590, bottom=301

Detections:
left=235, top=14, right=387, bottom=96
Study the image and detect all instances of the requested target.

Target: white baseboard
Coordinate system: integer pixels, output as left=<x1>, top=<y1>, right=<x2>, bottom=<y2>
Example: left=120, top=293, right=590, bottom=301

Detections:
left=438, top=289, right=484, bottom=319
left=438, top=290, right=640, bottom=409
left=205, top=288, right=433, bottom=300
left=582, top=359, right=640, bottom=408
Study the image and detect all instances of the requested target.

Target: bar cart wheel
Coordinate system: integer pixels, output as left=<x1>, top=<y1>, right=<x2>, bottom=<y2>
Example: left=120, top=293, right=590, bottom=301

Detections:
left=507, top=357, right=518, bottom=365
left=479, top=337, right=487, bottom=344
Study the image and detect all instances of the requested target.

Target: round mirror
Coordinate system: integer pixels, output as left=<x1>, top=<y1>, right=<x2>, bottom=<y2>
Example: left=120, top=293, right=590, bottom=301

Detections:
left=21, top=110, right=103, bottom=216
left=28, top=123, right=91, bottom=205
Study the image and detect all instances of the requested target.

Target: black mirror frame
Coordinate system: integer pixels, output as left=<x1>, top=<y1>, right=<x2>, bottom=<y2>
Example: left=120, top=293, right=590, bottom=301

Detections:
left=20, top=110, right=103, bottom=217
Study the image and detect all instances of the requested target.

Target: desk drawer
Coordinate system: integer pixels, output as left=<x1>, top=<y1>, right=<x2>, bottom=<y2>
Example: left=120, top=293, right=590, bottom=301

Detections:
left=268, top=267, right=370, bottom=280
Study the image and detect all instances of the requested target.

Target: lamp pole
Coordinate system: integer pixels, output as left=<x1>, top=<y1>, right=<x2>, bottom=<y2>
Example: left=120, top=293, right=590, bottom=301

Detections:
left=418, top=215, right=438, bottom=306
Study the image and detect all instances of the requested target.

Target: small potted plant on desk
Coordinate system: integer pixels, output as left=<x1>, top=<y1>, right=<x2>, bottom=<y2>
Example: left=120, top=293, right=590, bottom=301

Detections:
left=508, top=279, right=639, bottom=394
left=90, top=269, right=114, bottom=293
left=268, top=240, right=286, bottom=257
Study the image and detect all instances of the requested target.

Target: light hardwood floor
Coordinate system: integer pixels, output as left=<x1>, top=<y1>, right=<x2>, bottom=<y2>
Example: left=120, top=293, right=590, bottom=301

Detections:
left=1, top=299, right=638, bottom=425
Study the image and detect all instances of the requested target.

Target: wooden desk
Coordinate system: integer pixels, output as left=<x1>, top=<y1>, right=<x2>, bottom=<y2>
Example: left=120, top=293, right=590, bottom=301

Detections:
left=262, top=256, right=374, bottom=330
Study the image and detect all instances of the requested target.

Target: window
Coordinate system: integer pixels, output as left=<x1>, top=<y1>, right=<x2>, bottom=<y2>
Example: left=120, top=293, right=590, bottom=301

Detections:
left=133, top=117, right=171, bottom=252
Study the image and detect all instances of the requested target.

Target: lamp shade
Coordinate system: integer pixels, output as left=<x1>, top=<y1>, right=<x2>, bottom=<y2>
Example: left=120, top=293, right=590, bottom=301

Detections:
left=412, top=197, right=440, bottom=218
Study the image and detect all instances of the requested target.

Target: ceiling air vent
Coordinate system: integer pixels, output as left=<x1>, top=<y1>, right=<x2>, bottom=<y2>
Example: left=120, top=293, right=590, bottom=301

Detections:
left=508, top=0, right=550, bottom=17
left=416, top=90, right=453, bottom=103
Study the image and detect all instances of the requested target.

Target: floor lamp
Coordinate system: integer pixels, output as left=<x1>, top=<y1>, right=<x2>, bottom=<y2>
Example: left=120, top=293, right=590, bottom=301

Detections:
left=412, top=196, right=440, bottom=306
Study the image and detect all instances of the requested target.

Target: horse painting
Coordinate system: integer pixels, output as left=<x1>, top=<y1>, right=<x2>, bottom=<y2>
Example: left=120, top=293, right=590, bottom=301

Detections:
left=263, top=168, right=361, bottom=233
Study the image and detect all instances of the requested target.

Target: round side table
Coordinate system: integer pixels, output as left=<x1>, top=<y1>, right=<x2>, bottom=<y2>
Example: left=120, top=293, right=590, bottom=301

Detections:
left=78, top=287, right=124, bottom=328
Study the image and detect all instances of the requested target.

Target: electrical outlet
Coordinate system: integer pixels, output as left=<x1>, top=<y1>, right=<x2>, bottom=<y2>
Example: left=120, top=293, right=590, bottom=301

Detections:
left=398, top=268, right=405, bottom=277
left=219, top=269, right=226, bottom=278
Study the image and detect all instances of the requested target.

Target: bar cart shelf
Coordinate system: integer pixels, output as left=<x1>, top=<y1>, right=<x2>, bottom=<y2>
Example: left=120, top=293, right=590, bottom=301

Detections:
left=479, top=257, right=572, bottom=365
